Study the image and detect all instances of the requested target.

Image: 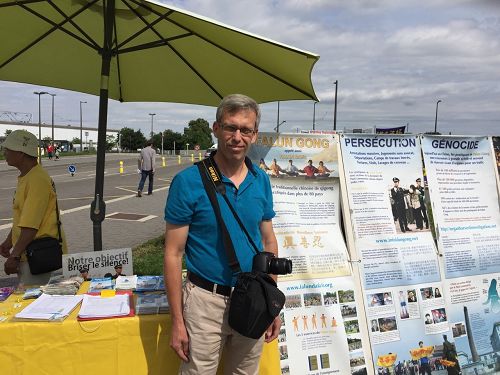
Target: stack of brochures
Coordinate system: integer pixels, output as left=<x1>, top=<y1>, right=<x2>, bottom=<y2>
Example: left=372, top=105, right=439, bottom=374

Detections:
left=115, top=275, right=138, bottom=290
left=88, top=277, right=114, bottom=293
left=41, top=275, right=83, bottom=295
left=15, top=293, right=84, bottom=321
left=136, top=293, right=169, bottom=315
left=78, top=293, right=131, bottom=320
left=0, top=287, right=15, bottom=302
left=136, top=276, right=164, bottom=292
left=23, top=287, right=43, bottom=300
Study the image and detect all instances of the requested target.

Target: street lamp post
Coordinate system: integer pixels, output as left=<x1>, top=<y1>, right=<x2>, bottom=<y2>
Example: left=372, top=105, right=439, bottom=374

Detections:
left=149, top=113, right=156, bottom=138
left=80, top=101, right=87, bottom=152
left=275, top=120, right=286, bottom=132
left=49, top=93, right=56, bottom=142
left=186, top=143, right=190, bottom=155
left=276, top=101, right=280, bottom=129
left=333, top=80, right=338, bottom=131
left=313, top=101, right=318, bottom=130
left=34, top=91, right=48, bottom=164
left=434, top=100, right=442, bottom=134
left=161, top=131, right=164, bottom=155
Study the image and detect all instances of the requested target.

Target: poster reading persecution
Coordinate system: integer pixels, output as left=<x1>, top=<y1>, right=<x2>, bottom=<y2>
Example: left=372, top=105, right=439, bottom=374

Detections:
left=340, top=134, right=440, bottom=289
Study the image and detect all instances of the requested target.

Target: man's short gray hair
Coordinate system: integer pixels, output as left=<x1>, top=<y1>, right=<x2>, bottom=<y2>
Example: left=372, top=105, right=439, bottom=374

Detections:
left=216, top=94, right=261, bottom=129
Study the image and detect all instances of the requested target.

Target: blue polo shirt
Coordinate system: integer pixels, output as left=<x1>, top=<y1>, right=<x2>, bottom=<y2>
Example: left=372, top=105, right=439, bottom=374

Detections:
left=164, top=158, right=275, bottom=286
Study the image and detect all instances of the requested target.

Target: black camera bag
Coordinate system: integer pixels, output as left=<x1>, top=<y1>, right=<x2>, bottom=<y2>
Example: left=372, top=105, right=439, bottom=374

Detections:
left=26, top=237, right=62, bottom=275
left=229, top=271, right=285, bottom=339
left=197, top=158, right=286, bottom=339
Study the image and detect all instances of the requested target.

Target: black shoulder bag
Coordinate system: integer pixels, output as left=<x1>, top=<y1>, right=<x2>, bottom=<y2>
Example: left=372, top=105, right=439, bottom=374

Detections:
left=197, top=157, right=285, bottom=339
left=25, top=180, right=63, bottom=275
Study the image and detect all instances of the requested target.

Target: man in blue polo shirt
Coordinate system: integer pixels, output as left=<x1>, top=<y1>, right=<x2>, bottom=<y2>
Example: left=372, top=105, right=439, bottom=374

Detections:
left=164, top=94, right=279, bottom=374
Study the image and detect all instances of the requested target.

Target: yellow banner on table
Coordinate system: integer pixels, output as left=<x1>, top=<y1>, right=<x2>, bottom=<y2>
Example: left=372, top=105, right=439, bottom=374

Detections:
left=377, top=353, right=397, bottom=367
left=409, top=346, right=434, bottom=360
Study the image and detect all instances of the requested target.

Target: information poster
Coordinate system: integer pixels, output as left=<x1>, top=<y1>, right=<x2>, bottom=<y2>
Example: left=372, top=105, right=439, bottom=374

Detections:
left=340, top=134, right=440, bottom=289
left=339, top=134, right=449, bottom=373
left=249, top=133, right=350, bottom=281
left=443, top=272, right=500, bottom=372
left=249, top=133, right=369, bottom=374
left=62, top=248, right=133, bottom=279
left=421, top=136, right=500, bottom=279
left=493, top=136, right=500, bottom=175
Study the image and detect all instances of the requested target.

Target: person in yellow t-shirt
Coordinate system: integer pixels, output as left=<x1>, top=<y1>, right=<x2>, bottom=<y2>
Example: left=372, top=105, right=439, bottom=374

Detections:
left=0, top=130, right=67, bottom=285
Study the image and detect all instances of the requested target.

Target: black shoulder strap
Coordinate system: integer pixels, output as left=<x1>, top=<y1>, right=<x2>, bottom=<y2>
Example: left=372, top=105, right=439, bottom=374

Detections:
left=197, top=160, right=241, bottom=273
left=51, top=180, right=63, bottom=245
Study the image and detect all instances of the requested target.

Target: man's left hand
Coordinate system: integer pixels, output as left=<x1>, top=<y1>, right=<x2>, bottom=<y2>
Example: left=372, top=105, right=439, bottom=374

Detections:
left=4, top=257, right=20, bottom=275
left=264, top=316, right=281, bottom=343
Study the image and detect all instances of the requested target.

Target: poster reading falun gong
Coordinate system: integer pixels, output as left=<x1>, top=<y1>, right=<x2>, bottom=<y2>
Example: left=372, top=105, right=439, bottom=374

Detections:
left=248, top=132, right=350, bottom=281
left=421, top=135, right=500, bottom=279
left=339, top=134, right=440, bottom=289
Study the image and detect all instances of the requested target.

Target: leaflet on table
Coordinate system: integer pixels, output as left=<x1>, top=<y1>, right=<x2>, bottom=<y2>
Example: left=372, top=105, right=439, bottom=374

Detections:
left=340, top=135, right=440, bottom=288
left=0, top=287, right=15, bottom=302
left=78, top=293, right=130, bottom=318
left=15, top=293, right=83, bottom=320
left=88, top=277, right=114, bottom=293
left=278, top=276, right=370, bottom=375
left=62, top=248, right=133, bottom=279
left=443, top=272, right=500, bottom=371
left=115, top=275, right=138, bottom=290
left=421, top=136, right=500, bottom=278
left=248, top=133, right=350, bottom=281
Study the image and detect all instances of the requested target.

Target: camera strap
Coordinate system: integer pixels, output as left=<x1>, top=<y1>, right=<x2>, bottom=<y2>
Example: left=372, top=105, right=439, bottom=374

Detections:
left=197, top=157, right=261, bottom=273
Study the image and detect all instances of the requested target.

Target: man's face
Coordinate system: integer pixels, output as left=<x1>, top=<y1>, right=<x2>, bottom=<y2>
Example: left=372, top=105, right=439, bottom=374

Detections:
left=115, top=267, right=122, bottom=274
left=213, top=109, right=257, bottom=163
left=394, top=180, right=399, bottom=187
left=416, top=180, right=422, bottom=187
left=4, top=148, right=23, bottom=167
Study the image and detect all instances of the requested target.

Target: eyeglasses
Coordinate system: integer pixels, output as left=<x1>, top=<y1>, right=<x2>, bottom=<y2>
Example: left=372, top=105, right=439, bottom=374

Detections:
left=220, top=124, right=256, bottom=137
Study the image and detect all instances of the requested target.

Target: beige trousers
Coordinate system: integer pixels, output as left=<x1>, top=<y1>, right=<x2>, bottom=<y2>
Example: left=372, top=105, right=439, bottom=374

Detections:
left=179, top=281, right=264, bottom=375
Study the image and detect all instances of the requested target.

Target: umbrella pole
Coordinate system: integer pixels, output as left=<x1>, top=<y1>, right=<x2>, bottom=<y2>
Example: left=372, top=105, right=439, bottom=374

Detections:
left=91, top=0, right=115, bottom=251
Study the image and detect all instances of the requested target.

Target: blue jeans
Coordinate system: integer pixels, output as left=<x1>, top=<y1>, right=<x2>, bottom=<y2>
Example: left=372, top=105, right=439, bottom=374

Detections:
left=138, top=170, right=154, bottom=194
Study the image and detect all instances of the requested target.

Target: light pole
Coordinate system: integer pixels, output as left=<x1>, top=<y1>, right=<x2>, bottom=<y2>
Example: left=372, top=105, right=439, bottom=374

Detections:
left=186, top=143, right=190, bottom=155
left=34, top=91, right=48, bottom=164
left=313, top=101, right=318, bottom=130
left=48, top=93, right=56, bottom=142
left=434, top=100, right=442, bottom=134
left=333, top=80, right=338, bottom=131
left=80, top=101, right=87, bottom=152
left=275, top=120, right=286, bottom=132
left=276, top=101, right=280, bottom=128
left=149, top=113, right=156, bottom=138
left=161, top=131, right=164, bottom=155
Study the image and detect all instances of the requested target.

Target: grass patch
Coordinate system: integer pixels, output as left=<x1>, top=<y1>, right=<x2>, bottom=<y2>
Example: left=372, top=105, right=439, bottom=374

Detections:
left=132, top=235, right=186, bottom=276
left=132, top=235, right=165, bottom=276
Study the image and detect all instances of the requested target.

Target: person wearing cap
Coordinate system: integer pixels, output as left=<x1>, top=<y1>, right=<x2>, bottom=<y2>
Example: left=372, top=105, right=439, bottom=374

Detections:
left=390, top=177, right=411, bottom=233
left=112, top=264, right=125, bottom=279
left=415, top=178, right=429, bottom=229
left=0, top=130, right=67, bottom=285
left=79, top=267, right=91, bottom=281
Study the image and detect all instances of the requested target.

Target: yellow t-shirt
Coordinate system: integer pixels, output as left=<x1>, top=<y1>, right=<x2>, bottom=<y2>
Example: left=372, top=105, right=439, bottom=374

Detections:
left=12, top=164, right=67, bottom=261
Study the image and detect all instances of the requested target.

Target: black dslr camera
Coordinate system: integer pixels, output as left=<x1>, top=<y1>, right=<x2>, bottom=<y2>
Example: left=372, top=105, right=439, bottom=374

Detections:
left=252, top=251, right=292, bottom=275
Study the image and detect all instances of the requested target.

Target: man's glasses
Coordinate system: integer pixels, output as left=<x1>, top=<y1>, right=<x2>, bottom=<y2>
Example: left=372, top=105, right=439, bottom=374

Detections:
left=221, top=124, right=256, bottom=137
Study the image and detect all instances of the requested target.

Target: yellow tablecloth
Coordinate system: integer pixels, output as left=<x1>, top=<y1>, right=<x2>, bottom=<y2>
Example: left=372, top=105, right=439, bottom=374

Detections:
left=0, top=288, right=279, bottom=375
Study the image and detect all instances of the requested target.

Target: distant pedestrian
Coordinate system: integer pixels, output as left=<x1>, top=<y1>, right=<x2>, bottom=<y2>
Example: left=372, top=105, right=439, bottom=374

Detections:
left=47, top=143, right=54, bottom=160
left=137, top=140, right=156, bottom=197
left=54, top=144, right=60, bottom=160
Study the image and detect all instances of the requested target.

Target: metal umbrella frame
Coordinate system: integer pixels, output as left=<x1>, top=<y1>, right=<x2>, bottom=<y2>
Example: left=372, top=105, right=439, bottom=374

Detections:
left=0, top=0, right=319, bottom=250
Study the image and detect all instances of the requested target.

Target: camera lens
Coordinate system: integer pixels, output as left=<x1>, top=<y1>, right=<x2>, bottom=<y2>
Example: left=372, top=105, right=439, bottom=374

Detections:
left=269, top=257, right=293, bottom=275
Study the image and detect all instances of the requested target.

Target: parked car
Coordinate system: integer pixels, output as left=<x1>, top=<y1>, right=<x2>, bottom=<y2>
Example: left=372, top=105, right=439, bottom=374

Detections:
left=204, top=145, right=217, bottom=158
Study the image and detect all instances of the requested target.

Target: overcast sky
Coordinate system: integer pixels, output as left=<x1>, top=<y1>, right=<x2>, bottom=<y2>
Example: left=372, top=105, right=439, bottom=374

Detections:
left=1, top=0, right=499, bottom=136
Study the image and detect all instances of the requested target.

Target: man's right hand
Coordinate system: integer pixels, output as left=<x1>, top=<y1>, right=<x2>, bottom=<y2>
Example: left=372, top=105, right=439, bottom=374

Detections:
left=170, top=320, right=190, bottom=362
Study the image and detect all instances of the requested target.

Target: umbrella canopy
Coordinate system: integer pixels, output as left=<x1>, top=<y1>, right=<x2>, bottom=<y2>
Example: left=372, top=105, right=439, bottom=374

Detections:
left=0, top=0, right=319, bottom=251
left=0, top=0, right=318, bottom=104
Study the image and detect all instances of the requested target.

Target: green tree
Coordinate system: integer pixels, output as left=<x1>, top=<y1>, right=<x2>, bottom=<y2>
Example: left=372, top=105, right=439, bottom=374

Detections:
left=105, top=135, right=116, bottom=151
left=4, top=129, right=12, bottom=136
left=72, top=137, right=81, bottom=144
left=118, top=127, right=146, bottom=152
left=183, top=118, right=212, bottom=149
